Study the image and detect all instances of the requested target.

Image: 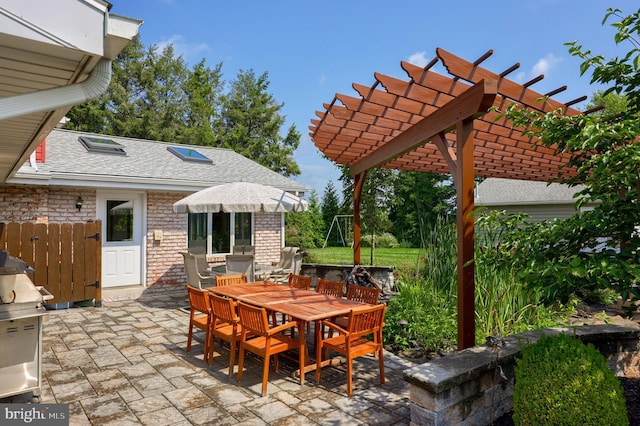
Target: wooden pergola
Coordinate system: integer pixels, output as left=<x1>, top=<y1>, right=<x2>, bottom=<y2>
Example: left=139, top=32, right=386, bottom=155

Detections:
left=309, top=48, right=586, bottom=349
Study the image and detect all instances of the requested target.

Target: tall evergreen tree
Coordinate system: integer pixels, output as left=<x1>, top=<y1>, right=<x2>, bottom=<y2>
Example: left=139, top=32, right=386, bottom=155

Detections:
left=104, top=35, right=147, bottom=138
left=136, top=43, right=189, bottom=142
left=389, top=171, right=455, bottom=247
left=218, top=69, right=301, bottom=176
left=285, top=190, right=324, bottom=248
left=64, top=38, right=302, bottom=177
left=177, top=59, right=224, bottom=146
left=320, top=181, right=342, bottom=246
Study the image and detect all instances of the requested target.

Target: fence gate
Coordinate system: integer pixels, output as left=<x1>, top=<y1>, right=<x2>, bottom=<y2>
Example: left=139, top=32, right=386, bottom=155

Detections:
left=0, top=221, right=102, bottom=307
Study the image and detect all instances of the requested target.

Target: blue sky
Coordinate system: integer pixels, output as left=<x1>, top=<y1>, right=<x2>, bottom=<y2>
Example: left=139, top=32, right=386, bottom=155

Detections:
left=110, top=1, right=628, bottom=197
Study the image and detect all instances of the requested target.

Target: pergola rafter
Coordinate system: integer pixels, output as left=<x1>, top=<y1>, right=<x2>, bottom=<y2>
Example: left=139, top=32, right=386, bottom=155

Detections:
left=309, top=48, right=586, bottom=349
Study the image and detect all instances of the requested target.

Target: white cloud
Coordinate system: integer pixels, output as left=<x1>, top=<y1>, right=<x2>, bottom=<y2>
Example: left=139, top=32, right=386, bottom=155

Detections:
left=514, top=71, right=527, bottom=84
left=156, top=35, right=209, bottom=60
left=531, top=53, right=562, bottom=77
left=407, top=51, right=428, bottom=67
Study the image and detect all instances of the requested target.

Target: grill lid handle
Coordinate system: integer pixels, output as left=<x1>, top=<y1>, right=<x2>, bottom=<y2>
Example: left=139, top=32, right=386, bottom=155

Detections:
left=36, top=286, right=54, bottom=301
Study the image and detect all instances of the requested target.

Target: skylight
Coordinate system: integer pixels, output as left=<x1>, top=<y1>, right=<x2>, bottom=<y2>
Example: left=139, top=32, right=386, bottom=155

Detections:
left=79, top=136, right=126, bottom=155
left=168, top=146, right=213, bottom=164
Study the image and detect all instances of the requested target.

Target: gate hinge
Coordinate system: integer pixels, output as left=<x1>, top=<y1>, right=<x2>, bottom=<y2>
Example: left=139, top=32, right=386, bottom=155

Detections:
left=85, top=281, right=100, bottom=288
left=86, top=233, right=100, bottom=241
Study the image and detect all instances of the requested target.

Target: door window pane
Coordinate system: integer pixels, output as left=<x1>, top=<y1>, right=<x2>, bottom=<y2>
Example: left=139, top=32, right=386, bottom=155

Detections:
left=234, top=213, right=252, bottom=246
left=107, top=200, right=133, bottom=242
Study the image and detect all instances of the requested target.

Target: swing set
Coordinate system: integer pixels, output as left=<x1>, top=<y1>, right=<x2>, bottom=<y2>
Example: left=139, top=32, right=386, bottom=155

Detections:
left=322, top=214, right=354, bottom=248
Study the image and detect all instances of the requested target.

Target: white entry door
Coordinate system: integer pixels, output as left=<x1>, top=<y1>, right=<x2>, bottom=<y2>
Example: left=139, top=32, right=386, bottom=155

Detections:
left=97, top=192, right=144, bottom=287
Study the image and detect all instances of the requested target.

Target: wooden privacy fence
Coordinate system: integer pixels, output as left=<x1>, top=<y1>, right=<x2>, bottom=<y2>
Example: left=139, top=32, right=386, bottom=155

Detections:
left=0, top=221, right=102, bottom=307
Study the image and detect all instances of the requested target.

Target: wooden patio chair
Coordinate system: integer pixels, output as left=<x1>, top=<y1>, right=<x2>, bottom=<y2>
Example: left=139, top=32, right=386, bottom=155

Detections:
left=215, top=273, right=247, bottom=287
left=315, top=303, right=386, bottom=396
left=346, top=284, right=380, bottom=304
left=287, top=273, right=312, bottom=290
left=315, top=278, right=345, bottom=337
left=180, top=251, right=215, bottom=289
left=208, top=293, right=242, bottom=377
left=316, top=278, right=344, bottom=298
left=186, top=286, right=213, bottom=363
left=236, top=301, right=303, bottom=396
left=334, top=284, right=381, bottom=328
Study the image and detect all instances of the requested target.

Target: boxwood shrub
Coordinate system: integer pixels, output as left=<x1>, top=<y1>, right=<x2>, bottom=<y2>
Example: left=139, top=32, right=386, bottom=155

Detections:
left=513, top=332, right=628, bottom=426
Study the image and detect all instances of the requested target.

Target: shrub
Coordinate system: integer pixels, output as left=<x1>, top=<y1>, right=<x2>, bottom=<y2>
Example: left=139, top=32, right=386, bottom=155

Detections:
left=513, top=333, right=628, bottom=426
left=382, top=276, right=457, bottom=353
left=360, top=232, right=399, bottom=248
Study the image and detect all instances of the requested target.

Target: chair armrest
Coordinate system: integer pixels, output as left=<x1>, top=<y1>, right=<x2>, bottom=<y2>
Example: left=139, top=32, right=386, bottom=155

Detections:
left=321, top=319, right=348, bottom=335
left=268, top=320, right=298, bottom=336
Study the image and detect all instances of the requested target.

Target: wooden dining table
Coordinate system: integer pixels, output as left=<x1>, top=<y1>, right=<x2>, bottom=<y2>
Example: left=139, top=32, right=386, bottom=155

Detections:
left=207, top=281, right=372, bottom=385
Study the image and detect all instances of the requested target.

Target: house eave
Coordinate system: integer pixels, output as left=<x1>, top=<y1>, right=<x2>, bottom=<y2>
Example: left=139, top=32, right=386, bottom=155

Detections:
left=8, top=171, right=307, bottom=196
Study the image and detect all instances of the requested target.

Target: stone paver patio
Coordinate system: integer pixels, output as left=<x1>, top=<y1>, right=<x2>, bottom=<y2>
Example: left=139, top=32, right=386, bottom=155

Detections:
left=9, top=286, right=415, bottom=425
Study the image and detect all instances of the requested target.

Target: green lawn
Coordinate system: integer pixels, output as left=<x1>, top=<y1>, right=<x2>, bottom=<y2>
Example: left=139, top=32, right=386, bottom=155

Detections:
left=304, top=247, right=422, bottom=269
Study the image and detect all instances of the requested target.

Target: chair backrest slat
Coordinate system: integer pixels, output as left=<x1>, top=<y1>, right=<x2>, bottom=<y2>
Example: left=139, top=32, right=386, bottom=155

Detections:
left=237, top=301, right=269, bottom=335
left=187, top=286, right=210, bottom=315
left=348, top=303, right=386, bottom=338
left=346, top=284, right=379, bottom=304
left=288, top=273, right=312, bottom=290
left=316, top=278, right=344, bottom=297
left=216, top=273, right=247, bottom=287
left=209, top=293, right=237, bottom=324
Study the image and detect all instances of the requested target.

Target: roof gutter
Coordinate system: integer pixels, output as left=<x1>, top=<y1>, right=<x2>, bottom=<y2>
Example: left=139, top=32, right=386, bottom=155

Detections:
left=0, top=58, right=112, bottom=121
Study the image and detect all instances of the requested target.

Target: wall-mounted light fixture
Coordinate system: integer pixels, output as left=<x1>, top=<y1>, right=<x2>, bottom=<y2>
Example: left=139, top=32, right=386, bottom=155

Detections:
left=75, top=196, right=83, bottom=211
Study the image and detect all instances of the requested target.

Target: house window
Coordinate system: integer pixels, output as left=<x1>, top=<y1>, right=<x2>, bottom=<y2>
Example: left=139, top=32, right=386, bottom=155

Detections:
left=188, top=212, right=252, bottom=254
left=168, top=146, right=213, bottom=163
left=79, top=136, right=126, bottom=155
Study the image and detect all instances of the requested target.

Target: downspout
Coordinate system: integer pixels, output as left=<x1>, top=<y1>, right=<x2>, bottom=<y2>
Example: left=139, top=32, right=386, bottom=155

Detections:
left=0, top=58, right=112, bottom=120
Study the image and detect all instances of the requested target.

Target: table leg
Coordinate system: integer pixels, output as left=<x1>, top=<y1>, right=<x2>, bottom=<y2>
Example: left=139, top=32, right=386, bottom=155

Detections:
left=291, top=319, right=343, bottom=381
left=297, top=319, right=306, bottom=385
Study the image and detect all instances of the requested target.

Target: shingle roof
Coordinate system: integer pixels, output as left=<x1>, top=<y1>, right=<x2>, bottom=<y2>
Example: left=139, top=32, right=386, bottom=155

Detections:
left=11, top=129, right=307, bottom=194
left=475, top=178, right=583, bottom=206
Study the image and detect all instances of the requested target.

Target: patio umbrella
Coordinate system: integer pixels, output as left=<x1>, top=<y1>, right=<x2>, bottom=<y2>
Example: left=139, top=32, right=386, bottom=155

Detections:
left=172, top=182, right=309, bottom=213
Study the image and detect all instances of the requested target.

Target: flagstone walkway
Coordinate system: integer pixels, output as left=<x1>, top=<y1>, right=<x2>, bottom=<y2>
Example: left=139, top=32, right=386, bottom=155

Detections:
left=15, top=286, right=415, bottom=425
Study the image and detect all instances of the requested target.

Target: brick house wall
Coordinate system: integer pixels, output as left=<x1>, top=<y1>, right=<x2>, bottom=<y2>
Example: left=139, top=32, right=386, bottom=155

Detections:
left=0, top=185, right=284, bottom=288
left=0, top=186, right=98, bottom=224
left=48, top=187, right=96, bottom=223
left=254, top=212, right=282, bottom=265
left=0, top=185, right=51, bottom=223
left=146, top=191, right=187, bottom=287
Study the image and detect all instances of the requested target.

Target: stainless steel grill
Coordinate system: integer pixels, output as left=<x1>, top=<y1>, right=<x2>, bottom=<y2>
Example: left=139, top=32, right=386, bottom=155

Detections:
left=0, top=252, right=52, bottom=402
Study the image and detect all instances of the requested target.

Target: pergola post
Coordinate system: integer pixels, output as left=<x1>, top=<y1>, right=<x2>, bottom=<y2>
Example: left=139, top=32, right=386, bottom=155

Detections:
left=353, top=171, right=366, bottom=265
left=455, top=119, right=476, bottom=350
